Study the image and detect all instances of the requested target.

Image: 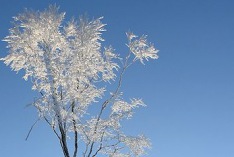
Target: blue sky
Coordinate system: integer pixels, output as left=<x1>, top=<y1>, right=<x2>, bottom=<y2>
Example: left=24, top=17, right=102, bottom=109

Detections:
left=1, top=0, right=234, bottom=157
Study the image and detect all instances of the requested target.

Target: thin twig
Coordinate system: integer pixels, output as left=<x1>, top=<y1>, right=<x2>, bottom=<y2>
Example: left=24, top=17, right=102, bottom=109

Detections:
left=25, top=118, right=40, bottom=141
left=44, top=117, right=61, bottom=140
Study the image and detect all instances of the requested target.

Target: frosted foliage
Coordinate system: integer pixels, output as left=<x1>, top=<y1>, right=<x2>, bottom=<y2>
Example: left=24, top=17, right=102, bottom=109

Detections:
left=122, top=135, right=151, bottom=156
left=127, top=32, right=159, bottom=64
left=2, top=5, right=159, bottom=157
left=112, top=99, right=145, bottom=118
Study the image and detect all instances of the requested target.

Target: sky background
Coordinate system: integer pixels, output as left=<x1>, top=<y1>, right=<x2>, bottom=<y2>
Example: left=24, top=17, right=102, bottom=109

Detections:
left=1, top=0, right=234, bottom=157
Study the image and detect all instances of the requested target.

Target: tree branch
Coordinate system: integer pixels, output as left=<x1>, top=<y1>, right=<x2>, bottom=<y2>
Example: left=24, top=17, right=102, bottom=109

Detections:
left=72, top=101, right=78, bottom=157
left=25, top=118, right=40, bottom=141
left=87, top=52, right=132, bottom=156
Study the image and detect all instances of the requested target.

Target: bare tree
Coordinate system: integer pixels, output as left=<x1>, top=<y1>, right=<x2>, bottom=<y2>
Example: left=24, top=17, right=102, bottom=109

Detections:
left=1, top=5, right=159, bottom=157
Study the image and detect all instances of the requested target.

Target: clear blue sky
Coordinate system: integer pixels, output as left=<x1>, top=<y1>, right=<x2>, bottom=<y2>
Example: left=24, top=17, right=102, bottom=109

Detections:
left=1, top=0, right=234, bottom=157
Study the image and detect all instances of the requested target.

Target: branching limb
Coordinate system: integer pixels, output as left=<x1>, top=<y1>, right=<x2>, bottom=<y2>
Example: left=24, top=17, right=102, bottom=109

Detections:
left=91, top=132, right=105, bottom=157
left=87, top=52, right=132, bottom=156
left=83, top=141, right=91, bottom=157
left=58, top=122, right=70, bottom=157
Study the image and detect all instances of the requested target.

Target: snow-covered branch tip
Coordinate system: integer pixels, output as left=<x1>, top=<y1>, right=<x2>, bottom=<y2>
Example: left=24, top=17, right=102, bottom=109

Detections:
left=126, top=32, right=159, bottom=64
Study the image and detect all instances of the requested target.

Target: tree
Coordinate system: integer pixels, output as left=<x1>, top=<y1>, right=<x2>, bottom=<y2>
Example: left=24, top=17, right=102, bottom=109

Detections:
left=1, top=5, right=159, bottom=157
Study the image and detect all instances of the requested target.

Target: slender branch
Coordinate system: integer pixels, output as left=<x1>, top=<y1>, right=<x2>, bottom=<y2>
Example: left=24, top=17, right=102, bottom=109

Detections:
left=87, top=142, right=95, bottom=157
left=87, top=52, right=132, bottom=157
left=44, top=116, right=61, bottom=140
left=92, top=145, right=102, bottom=157
left=72, top=101, right=78, bottom=157
left=25, top=118, right=40, bottom=141
left=91, top=132, right=105, bottom=157
left=83, top=141, right=91, bottom=157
